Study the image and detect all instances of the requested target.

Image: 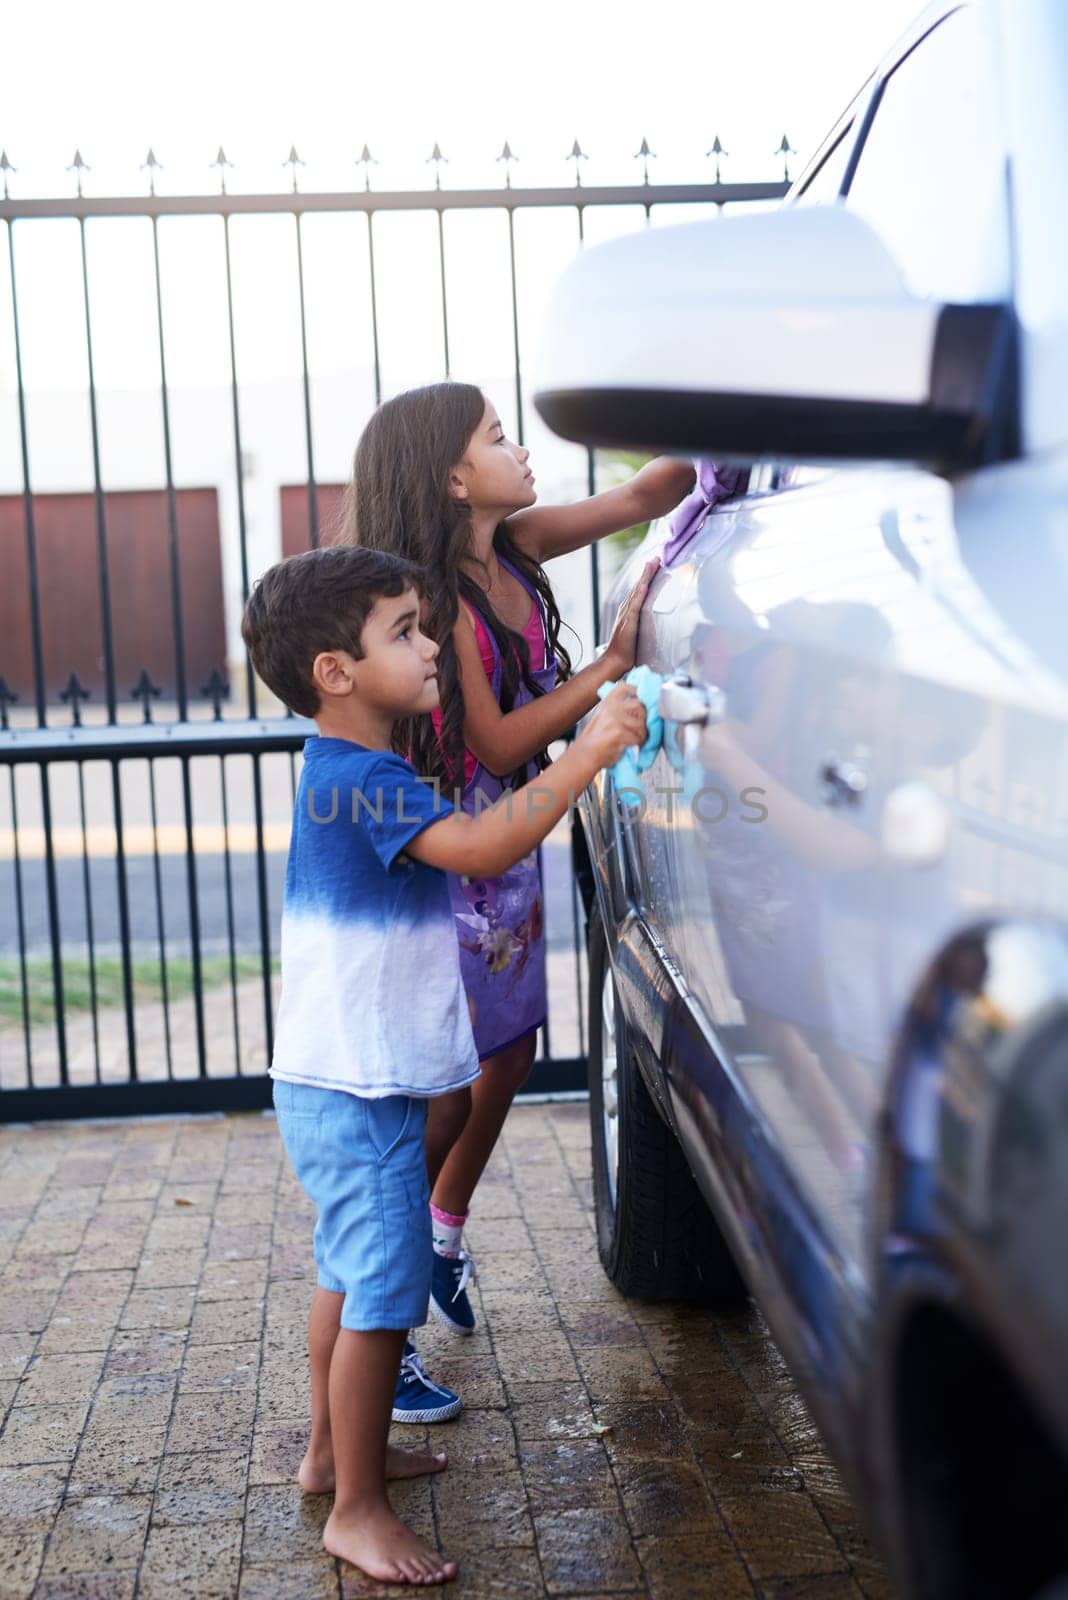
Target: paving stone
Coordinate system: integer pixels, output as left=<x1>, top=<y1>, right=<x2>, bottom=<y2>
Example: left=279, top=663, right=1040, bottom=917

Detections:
left=0, top=1256, right=70, bottom=1294
left=762, top=1578, right=866, bottom=1598
left=535, top=1508, right=644, bottom=1594
left=519, top=1438, right=617, bottom=1514
left=198, top=1258, right=268, bottom=1302
left=718, top=1492, right=848, bottom=1584
left=103, top=1330, right=186, bottom=1379
left=558, top=1305, right=644, bottom=1348
left=696, top=1426, right=804, bottom=1496
left=434, top=1467, right=534, bottom=1548
left=40, top=1493, right=151, bottom=1577
left=67, top=1424, right=167, bottom=1497
left=0, top=1335, right=36, bottom=1383
left=137, top=1519, right=242, bottom=1600
left=493, top=1336, right=581, bottom=1386
left=0, top=1464, right=67, bottom=1535
left=189, top=1298, right=265, bottom=1345
left=641, top=1322, right=736, bottom=1375
left=34, top=1572, right=141, bottom=1599
left=36, top=1309, right=124, bottom=1355
left=0, top=1292, right=56, bottom=1336
left=54, top=1270, right=134, bottom=1317
left=88, top=1372, right=177, bottom=1429
left=510, top=1389, right=597, bottom=1444
left=153, top=1447, right=249, bottom=1523
left=239, top=1559, right=339, bottom=1599
left=242, top=1483, right=329, bottom=1565
left=615, top=1457, right=717, bottom=1538
left=636, top=1530, right=755, bottom=1599
left=576, top=1346, right=671, bottom=1405
left=179, top=1340, right=260, bottom=1393
left=133, top=1248, right=206, bottom=1289
left=444, top=1408, right=518, bottom=1470
left=118, top=1286, right=195, bottom=1333
left=166, top=1389, right=257, bottom=1454
left=15, top=1352, right=104, bottom=1408
left=593, top=1400, right=691, bottom=1463
left=206, top=1222, right=279, bottom=1264
left=0, top=1530, right=47, bottom=1598
left=248, top=1420, right=304, bottom=1487
left=0, top=1402, right=90, bottom=1466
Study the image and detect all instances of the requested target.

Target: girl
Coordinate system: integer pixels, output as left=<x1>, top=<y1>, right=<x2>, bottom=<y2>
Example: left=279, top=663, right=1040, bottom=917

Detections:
left=345, top=381, right=693, bottom=1337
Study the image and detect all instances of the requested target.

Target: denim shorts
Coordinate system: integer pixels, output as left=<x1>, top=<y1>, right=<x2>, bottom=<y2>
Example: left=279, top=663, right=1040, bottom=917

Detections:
left=272, top=1079, right=431, bottom=1331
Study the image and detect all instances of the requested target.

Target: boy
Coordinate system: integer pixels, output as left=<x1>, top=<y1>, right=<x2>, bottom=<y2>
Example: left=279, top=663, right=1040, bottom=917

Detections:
left=241, top=546, right=646, bottom=1586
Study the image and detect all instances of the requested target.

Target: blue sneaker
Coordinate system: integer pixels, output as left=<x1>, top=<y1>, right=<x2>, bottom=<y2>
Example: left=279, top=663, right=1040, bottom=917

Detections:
left=391, top=1342, right=462, bottom=1424
left=430, top=1247, right=477, bottom=1336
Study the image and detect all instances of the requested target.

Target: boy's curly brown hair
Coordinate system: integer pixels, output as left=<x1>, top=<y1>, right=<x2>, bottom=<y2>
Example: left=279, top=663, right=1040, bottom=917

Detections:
left=241, top=546, right=424, bottom=718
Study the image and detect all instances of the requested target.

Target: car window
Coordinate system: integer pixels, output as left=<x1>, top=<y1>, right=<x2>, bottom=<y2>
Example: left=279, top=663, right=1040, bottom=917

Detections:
left=794, top=124, right=854, bottom=206
left=844, top=7, right=1010, bottom=302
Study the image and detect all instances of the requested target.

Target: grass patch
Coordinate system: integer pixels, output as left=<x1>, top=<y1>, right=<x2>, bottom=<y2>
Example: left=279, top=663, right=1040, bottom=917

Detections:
left=0, top=954, right=277, bottom=1031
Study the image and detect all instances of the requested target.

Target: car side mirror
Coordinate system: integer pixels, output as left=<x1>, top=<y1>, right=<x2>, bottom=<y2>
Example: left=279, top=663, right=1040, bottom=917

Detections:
left=532, top=206, right=1017, bottom=473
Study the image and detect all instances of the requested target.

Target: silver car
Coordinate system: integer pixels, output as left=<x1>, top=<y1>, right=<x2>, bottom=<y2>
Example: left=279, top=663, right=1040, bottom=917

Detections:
left=535, top=2, right=1068, bottom=1597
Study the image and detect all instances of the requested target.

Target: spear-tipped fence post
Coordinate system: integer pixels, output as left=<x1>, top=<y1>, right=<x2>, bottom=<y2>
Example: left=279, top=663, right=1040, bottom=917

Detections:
left=0, top=152, right=14, bottom=201
left=0, top=677, right=17, bottom=732
left=567, top=139, right=588, bottom=189
left=426, top=142, right=447, bottom=191
left=211, top=146, right=233, bottom=196
left=707, top=134, right=728, bottom=184
left=284, top=145, right=305, bottom=195
left=140, top=148, right=163, bottom=197
left=634, top=136, right=656, bottom=187
left=356, top=144, right=376, bottom=193
left=59, top=672, right=91, bottom=727
left=67, top=149, right=89, bottom=198
left=131, top=669, right=162, bottom=725
left=497, top=140, right=518, bottom=190
left=776, top=132, right=797, bottom=183
left=200, top=667, right=230, bottom=721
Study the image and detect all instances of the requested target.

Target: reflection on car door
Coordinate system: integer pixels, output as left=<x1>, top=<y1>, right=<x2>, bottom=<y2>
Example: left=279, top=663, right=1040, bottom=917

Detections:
left=634, top=471, right=930, bottom=1278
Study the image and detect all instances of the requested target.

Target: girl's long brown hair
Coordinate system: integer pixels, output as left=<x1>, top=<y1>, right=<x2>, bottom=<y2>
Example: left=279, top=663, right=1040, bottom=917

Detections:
left=340, top=382, right=573, bottom=789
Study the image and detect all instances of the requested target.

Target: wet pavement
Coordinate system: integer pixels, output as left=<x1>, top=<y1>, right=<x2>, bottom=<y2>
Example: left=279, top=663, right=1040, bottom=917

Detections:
left=0, top=1103, right=895, bottom=1598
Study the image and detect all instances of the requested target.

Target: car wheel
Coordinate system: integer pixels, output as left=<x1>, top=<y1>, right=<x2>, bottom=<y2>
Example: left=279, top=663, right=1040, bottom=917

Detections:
left=587, top=903, right=746, bottom=1304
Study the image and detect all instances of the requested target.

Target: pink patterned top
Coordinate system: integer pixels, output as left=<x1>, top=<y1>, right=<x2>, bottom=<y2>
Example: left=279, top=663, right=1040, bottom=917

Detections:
left=431, top=595, right=547, bottom=787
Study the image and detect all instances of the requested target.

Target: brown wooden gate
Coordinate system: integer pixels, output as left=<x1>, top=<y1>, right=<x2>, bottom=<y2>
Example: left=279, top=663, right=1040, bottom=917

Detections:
left=0, top=487, right=226, bottom=704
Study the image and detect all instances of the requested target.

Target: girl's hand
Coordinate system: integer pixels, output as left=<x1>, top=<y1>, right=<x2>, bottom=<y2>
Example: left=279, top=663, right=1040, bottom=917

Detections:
left=578, top=683, right=648, bottom=770
left=604, top=558, right=659, bottom=678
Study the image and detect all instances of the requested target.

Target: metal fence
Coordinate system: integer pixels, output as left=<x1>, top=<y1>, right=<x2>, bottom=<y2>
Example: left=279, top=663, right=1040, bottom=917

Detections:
left=0, top=143, right=788, bottom=1120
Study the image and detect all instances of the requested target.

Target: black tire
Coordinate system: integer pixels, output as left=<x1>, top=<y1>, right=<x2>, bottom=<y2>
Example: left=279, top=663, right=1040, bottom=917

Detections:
left=587, top=903, right=746, bottom=1304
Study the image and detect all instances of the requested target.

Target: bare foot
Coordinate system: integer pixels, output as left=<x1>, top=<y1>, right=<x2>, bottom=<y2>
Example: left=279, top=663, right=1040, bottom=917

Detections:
left=300, top=1444, right=447, bottom=1494
left=324, top=1500, right=458, bottom=1585
left=298, top=1448, right=336, bottom=1495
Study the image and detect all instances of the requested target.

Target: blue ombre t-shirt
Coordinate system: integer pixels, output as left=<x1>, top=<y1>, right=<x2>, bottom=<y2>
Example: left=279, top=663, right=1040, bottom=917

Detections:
left=270, top=737, right=480, bottom=1099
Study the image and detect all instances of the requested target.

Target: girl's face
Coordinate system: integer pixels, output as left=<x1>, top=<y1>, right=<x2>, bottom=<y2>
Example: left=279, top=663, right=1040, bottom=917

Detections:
left=449, top=400, right=536, bottom=516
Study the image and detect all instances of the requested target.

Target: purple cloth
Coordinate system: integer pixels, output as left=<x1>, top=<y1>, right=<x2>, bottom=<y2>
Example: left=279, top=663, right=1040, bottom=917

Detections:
left=661, top=460, right=745, bottom=566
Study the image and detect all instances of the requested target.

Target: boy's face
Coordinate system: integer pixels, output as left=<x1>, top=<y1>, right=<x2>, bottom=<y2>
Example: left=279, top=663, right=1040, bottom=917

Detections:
left=349, top=586, right=441, bottom=717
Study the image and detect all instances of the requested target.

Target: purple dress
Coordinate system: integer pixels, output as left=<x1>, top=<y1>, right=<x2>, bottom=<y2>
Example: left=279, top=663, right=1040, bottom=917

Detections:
left=447, top=558, right=557, bottom=1061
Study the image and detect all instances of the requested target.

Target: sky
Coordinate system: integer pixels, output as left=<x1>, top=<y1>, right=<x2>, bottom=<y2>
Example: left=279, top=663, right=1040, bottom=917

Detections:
left=1, top=0, right=927, bottom=664
left=5, top=0, right=923, bottom=198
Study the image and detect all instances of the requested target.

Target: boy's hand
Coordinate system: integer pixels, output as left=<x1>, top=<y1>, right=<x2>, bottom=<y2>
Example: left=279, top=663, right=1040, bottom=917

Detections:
left=603, top=559, right=659, bottom=678
left=577, top=682, right=648, bottom=770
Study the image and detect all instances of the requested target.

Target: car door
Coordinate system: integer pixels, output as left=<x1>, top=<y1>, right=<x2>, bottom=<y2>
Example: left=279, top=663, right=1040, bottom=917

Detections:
left=631, top=472, right=901, bottom=1275
left=630, top=1, right=1016, bottom=1281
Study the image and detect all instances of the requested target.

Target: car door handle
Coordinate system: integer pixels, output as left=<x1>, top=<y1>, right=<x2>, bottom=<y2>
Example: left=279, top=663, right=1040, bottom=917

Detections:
left=821, top=757, right=868, bottom=807
left=658, top=669, right=728, bottom=726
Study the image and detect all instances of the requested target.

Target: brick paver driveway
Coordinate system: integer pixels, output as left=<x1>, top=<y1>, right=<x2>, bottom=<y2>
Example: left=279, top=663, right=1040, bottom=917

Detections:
left=0, top=1104, right=894, bottom=1598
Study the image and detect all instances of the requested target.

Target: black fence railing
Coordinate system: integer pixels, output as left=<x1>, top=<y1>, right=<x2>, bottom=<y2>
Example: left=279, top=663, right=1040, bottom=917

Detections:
left=0, top=148, right=789, bottom=1119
